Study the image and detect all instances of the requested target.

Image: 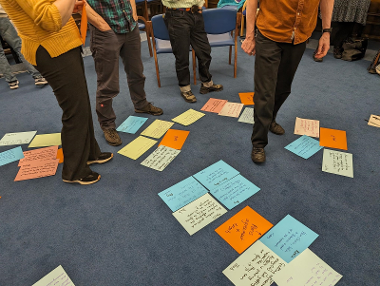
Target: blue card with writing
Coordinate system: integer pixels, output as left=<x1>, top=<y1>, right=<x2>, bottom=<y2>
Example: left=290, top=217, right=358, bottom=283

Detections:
left=285, top=135, right=323, bottom=159
left=193, top=160, right=240, bottom=191
left=158, top=176, right=209, bottom=212
left=117, top=116, right=148, bottom=134
left=210, top=174, right=260, bottom=210
left=260, top=215, right=319, bottom=263
left=0, top=146, right=24, bottom=167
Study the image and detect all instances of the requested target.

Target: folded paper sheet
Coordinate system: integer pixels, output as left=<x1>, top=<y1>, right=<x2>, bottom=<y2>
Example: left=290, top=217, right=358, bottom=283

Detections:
left=238, top=107, right=254, bottom=124
left=0, top=146, right=24, bottom=167
left=159, top=129, right=190, bottom=150
left=368, top=114, right=380, bottom=127
left=218, top=102, right=244, bottom=118
left=319, top=127, right=347, bottom=150
left=140, top=119, right=174, bottom=139
left=193, top=160, right=240, bottom=191
left=140, top=145, right=180, bottom=171
left=223, top=240, right=287, bottom=286
left=18, top=145, right=58, bottom=166
left=15, top=159, right=59, bottom=182
left=0, top=131, right=37, bottom=146
left=215, top=206, right=272, bottom=254
left=117, top=116, right=148, bottom=134
left=28, top=133, right=61, bottom=148
left=32, top=265, right=75, bottom=286
left=117, top=136, right=157, bottom=160
left=238, top=92, right=254, bottom=105
left=172, top=109, right=205, bottom=126
left=210, top=174, right=260, bottom=210
left=260, top=214, right=319, bottom=263
left=322, top=149, right=354, bottom=178
left=294, top=117, right=320, bottom=138
left=284, top=135, right=323, bottom=159
left=172, top=193, right=227, bottom=235
left=158, top=176, right=209, bottom=212
left=273, top=248, right=342, bottom=286
left=201, top=98, right=228, bottom=113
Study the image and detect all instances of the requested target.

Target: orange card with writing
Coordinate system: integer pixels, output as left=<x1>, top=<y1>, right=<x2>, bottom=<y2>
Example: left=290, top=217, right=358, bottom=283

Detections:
left=238, top=92, right=254, bottom=105
left=56, top=148, right=64, bottom=164
left=319, top=127, right=347, bottom=150
left=80, top=5, right=88, bottom=45
left=158, top=129, right=190, bottom=150
left=215, top=206, right=273, bottom=254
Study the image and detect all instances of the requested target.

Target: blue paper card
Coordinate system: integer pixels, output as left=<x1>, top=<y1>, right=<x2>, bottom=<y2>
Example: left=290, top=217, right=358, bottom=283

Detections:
left=284, top=135, right=323, bottom=159
left=0, top=146, right=24, bottom=167
left=210, top=174, right=260, bottom=209
left=158, top=177, right=209, bottom=212
left=260, top=214, right=319, bottom=263
left=193, top=160, right=240, bottom=191
left=116, top=116, right=148, bottom=134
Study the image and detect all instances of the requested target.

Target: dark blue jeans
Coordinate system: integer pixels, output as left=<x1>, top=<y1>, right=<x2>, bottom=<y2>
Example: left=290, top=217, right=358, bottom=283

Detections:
left=164, top=9, right=212, bottom=87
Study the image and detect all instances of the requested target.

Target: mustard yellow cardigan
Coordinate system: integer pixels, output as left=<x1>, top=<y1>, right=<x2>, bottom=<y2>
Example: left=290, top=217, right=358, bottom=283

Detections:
left=0, top=0, right=82, bottom=65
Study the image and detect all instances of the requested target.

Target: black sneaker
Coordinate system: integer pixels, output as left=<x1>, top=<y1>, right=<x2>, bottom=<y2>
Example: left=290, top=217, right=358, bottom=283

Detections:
left=333, top=47, right=343, bottom=59
left=63, top=171, right=101, bottom=185
left=181, top=90, right=197, bottom=103
left=135, top=103, right=163, bottom=116
left=87, top=152, right=114, bottom=165
left=199, top=83, right=223, bottom=94
left=103, top=128, right=122, bottom=146
left=8, top=80, right=19, bottom=89
left=269, top=121, right=285, bottom=135
left=251, top=147, right=266, bottom=163
left=34, top=77, right=48, bottom=86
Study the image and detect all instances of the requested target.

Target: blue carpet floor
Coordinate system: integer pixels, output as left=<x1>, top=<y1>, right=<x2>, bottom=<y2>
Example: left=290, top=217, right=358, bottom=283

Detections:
left=0, top=37, right=379, bottom=286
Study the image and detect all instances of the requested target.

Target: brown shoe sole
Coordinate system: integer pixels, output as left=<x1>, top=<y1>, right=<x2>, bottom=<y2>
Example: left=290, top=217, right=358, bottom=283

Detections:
left=135, top=109, right=163, bottom=116
left=63, top=174, right=101, bottom=185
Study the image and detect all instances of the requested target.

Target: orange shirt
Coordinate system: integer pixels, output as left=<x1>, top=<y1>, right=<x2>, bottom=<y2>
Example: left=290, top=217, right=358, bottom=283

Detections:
left=256, top=0, right=320, bottom=45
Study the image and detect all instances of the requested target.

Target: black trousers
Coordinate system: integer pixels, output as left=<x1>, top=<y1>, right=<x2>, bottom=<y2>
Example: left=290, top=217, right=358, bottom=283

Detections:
left=252, top=31, right=306, bottom=148
left=164, top=9, right=212, bottom=86
left=35, top=46, right=101, bottom=180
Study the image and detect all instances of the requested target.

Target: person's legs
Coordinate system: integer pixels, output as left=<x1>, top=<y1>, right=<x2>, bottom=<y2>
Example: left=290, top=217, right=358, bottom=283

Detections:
left=0, top=41, right=17, bottom=83
left=35, top=46, right=102, bottom=181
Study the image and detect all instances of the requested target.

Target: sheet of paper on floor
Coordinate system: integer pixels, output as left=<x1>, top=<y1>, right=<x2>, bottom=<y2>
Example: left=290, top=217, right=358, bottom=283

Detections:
left=367, top=114, right=380, bottom=127
left=322, top=148, right=354, bottom=178
left=158, top=176, right=209, bottom=212
left=18, top=145, right=58, bottom=166
left=140, top=145, right=180, bottom=171
left=201, top=98, right=228, bottom=113
left=319, top=127, right=347, bottom=150
left=294, top=117, right=320, bottom=138
left=172, top=193, right=227, bottom=235
left=238, top=107, right=254, bottom=124
left=215, top=206, right=272, bottom=254
left=56, top=148, right=64, bottom=163
left=0, top=146, right=24, bottom=167
left=28, top=133, right=62, bottom=148
left=218, top=102, right=244, bottom=118
left=284, top=135, right=323, bottom=159
left=140, top=119, right=174, bottom=139
left=117, top=136, right=157, bottom=160
left=223, top=240, right=286, bottom=286
left=260, top=214, right=319, bottom=263
left=14, top=159, right=59, bottom=182
left=32, top=265, right=75, bottom=286
left=0, top=131, right=37, bottom=146
left=172, top=109, right=205, bottom=126
left=159, top=129, right=190, bottom=150
left=117, top=115, right=148, bottom=134
left=238, top=92, right=254, bottom=105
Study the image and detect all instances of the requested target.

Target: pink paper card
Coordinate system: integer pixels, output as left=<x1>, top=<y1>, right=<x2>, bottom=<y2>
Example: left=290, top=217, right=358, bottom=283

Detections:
left=294, top=117, right=320, bottom=138
left=15, top=159, right=59, bottom=182
left=218, top=102, right=244, bottom=118
left=201, top=98, right=228, bottom=113
left=18, top=145, right=58, bottom=166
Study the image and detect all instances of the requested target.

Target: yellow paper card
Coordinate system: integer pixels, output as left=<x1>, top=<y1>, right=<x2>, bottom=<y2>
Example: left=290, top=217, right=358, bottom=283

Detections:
left=238, top=92, right=254, bottom=105
left=28, top=133, right=61, bottom=148
left=117, top=136, right=157, bottom=160
left=215, top=206, right=273, bottom=254
left=140, top=119, right=174, bottom=139
left=159, top=129, right=190, bottom=150
left=319, top=127, right=347, bottom=150
left=172, top=109, right=205, bottom=126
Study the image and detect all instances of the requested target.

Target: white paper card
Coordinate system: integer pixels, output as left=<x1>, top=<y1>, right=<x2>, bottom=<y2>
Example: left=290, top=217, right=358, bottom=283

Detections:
left=322, top=149, right=353, bottom=178
left=0, top=131, right=37, bottom=146
left=274, top=248, right=342, bottom=286
left=223, top=240, right=287, bottom=286
left=32, top=265, right=75, bottom=286
left=368, top=114, right=380, bottom=127
left=218, top=102, right=244, bottom=118
left=172, top=193, right=227, bottom=236
left=238, top=107, right=254, bottom=124
left=141, top=145, right=181, bottom=171
left=294, top=117, right=320, bottom=138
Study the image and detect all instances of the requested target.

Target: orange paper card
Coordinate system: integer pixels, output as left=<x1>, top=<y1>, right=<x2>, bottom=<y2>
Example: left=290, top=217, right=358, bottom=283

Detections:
left=201, top=98, right=228, bottom=113
left=80, top=5, right=88, bottom=45
left=159, top=129, right=190, bottom=150
left=56, top=148, right=64, bottom=164
left=319, top=127, right=347, bottom=150
left=14, top=159, right=59, bottom=182
left=215, top=206, right=273, bottom=254
left=238, top=92, right=254, bottom=105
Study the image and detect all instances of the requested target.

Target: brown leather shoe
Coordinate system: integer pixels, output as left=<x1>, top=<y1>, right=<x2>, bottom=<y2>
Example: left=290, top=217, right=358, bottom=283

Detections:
left=251, top=147, right=266, bottom=163
left=103, top=128, right=122, bottom=146
left=269, top=121, right=285, bottom=135
left=135, top=103, right=163, bottom=116
left=181, top=90, right=197, bottom=103
left=199, top=83, right=223, bottom=94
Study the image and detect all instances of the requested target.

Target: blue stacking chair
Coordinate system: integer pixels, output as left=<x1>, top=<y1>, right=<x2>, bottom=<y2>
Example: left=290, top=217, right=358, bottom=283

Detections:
left=201, top=8, right=241, bottom=78
left=149, top=14, right=196, bottom=87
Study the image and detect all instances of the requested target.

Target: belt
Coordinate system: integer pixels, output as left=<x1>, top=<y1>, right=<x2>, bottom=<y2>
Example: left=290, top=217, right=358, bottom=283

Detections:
left=167, top=6, right=201, bottom=13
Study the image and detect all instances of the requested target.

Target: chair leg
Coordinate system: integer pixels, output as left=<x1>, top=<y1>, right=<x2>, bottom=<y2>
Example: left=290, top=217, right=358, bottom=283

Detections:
left=234, top=43, right=237, bottom=78
left=192, top=49, right=197, bottom=85
left=240, top=16, right=245, bottom=37
left=153, top=50, right=161, bottom=87
left=145, top=27, right=153, bottom=57
left=229, top=46, right=232, bottom=65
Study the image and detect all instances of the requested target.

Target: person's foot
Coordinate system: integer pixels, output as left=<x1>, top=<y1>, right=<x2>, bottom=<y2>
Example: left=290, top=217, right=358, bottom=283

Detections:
left=103, top=128, right=122, bottom=146
left=181, top=90, right=197, bottom=103
left=313, top=50, right=323, bottom=62
left=87, top=152, right=114, bottom=165
left=199, top=83, right=223, bottom=94
left=135, top=103, right=163, bottom=116
left=251, top=147, right=266, bottom=163
left=63, top=171, right=101, bottom=185
left=8, top=80, right=19, bottom=89
left=34, top=77, right=48, bottom=86
left=333, top=47, right=343, bottom=59
left=269, top=121, right=285, bottom=135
